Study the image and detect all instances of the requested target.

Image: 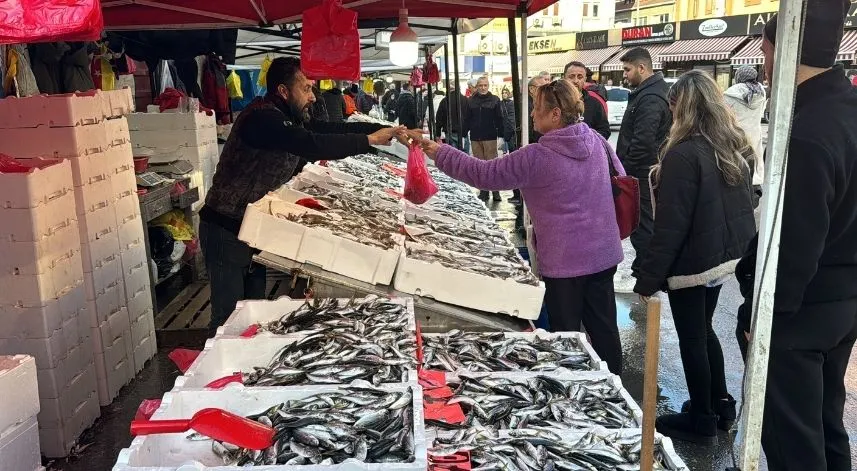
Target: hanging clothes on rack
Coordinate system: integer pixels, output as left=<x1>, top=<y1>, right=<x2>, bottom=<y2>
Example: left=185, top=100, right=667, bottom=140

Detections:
left=30, top=42, right=69, bottom=94
left=6, top=45, right=40, bottom=97
left=201, top=53, right=230, bottom=124
left=62, top=42, right=95, bottom=93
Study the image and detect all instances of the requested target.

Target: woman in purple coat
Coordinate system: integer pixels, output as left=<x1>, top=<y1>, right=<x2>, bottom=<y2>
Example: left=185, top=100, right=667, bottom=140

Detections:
left=416, top=79, right=625, bottom=374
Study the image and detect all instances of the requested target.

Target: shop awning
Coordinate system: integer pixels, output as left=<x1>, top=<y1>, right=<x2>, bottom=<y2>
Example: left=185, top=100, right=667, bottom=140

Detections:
left=730, top=37, right=763, bottom=66
left=601, top=43, right=673, bottom=72
left=565, top=46, right=623, bottom=71
left=658, top=36, right=749, bottom=63
left=836, top=30, right=857, bottom=62
left=525, top=52, right=569, bottom=75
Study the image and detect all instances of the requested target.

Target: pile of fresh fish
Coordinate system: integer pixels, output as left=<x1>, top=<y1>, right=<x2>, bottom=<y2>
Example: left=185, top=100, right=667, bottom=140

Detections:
left=281, top=211, right=399, bottom=250
left=243, top=329, right=416, bottom=386
left=206, top=385, right=417, bottom=466
left=406, top=244, right=539, bottom=286
left=422, top=331, right=595, bottom=372
left=435, top=374, right=636, bottom=429
left=405, top=230, right=523, bottom=263
left=405, top=216, right=508, bottom=245
left=259, top=296, right=412, bottom=334
left=347, top=114, right=397, bottom=127
left=431, top=428, right=675, bottom=471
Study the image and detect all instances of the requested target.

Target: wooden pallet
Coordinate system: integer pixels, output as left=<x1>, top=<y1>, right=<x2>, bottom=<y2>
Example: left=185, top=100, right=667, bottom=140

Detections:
left=156, top=282, right=212, bottom=330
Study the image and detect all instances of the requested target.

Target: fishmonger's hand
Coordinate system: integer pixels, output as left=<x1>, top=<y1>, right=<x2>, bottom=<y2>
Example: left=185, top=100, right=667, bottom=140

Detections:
left=368, top=126, right=407, bottom=146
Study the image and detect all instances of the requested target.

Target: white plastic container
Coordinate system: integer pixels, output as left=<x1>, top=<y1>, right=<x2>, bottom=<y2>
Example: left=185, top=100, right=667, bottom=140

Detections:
left=0, top=283, right=83, bottom=340
left=91, top=307, right=132, bottom=353
left=126, top=285, right=154, bottom=322
left=217, top=296, right=416, bottom=338
left=85, top=278, right=126, bottom=327
left=80, top=230, right=122, bottom=273
left=0, top=191, right=76, bottom=243
left=0, top=158, right=72, bottom=209
left=0, top=416, right=41, bottom=471
left=74, top=174, right=114, bottom=215
left=114, top=192, right=142, bottom=229
left=239, top=195, right=402, bottom=285
left=393, top=244, right=544, bottom=320
left=35, top=338, right=92, bottom=400
left=39, top=391, right=100, bottom=458
left=131, top=127, right=217, bottom=150
left=0, top=92, right=101, bottom=128
left=124, top=262, right=152, bottom=304
left=131, top=330, right=157, bottom=375
left=0, top=124, right=111, bottom=159
left=84, top=253, right=123, bottom=300
left=104, top=116, right=131, bottom=145
left=78, top=199, right=118, bottom=244
left=69, top=151, right=113, bottom=187
left=0, top=218, right=81, bottom=276
left=93, top=333, right=133, bottom=406
left=0, top=250, right=84, bottom=306
left=130, top=309, right=155, bottom=348
left=118, top=214, right=146, bottom=252
left=113, top=383, right=426, bottom=471
left=127, top=111, right=216, bottom=132
left=37, top=363, right=97, bottom=430
left=0, top=355, right=39, bottom=437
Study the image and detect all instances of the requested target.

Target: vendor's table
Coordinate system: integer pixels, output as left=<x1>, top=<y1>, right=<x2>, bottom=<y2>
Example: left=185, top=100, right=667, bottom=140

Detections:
left=253, top=251, right=530, bottom=333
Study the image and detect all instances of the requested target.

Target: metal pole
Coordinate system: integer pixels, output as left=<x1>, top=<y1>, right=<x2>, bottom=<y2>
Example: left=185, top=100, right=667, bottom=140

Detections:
left=443, top=43, right=453, bottom=144
left=736, top=2, right=806, bottom=470
left=426, top=46, right=436, bottom=141
left=520, top=13, right=529, bottom=147
left=508, top=16, right=522, bottom=148
left=451, top=22, right=464, bottom=151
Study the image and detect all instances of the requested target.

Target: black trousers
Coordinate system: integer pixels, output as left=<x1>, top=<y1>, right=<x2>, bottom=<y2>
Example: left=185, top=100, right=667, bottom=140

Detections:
left=543, top=266, right=622, bottom=374
left=739, top=299, right=857, bottom=471
left=630, top=173, right=654, bottom=277
left=667, top=285, right=728, bottom=417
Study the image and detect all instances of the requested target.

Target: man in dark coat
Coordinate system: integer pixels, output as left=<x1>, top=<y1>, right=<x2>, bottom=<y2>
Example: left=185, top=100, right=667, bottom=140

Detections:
left=563, top=61, right=611, bottom=139
left=467, top=76, right=504, bottom=202
left=322, top=84, right=347, bottom=122
left=396, top=82, right=418, bottom=129
left=382, top=84, right=398, bottom=122
left=615, top=47, right=672, bottom=278
left=737, top=4, right=857, bottom=470
left=499, top=88, right=517, bottom=151
left=435, top=87, right=469, bottom=149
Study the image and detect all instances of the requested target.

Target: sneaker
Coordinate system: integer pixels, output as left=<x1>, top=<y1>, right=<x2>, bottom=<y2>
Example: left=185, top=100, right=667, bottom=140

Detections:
left=656, top=412, right=717, bottom=445
left=681, top=395, right=737, bottom=431
left=478, top=191, right=489, bottom=202
left=492, top=192, right=502, bottom=201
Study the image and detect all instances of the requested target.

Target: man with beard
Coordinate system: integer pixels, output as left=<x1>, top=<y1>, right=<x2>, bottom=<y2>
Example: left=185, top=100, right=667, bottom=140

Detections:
left=199, top=57, right=405, bottom=335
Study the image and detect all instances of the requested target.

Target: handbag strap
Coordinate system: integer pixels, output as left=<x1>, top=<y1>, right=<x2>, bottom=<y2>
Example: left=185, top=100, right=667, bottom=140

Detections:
left=598, top=136, right=619, bottom=177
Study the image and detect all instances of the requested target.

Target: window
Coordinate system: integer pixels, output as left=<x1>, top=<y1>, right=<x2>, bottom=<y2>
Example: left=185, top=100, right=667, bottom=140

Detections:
left=659, top=14, right=669, bottom=23
left=607, top=88, right=630, bottom=102
left=593, top=4, right=599, bottom=17
left=583, top=3, right=589, bottom=17
left=635, top=16, right=648, bottom=26
left=745, top=0, right=761, bottom=5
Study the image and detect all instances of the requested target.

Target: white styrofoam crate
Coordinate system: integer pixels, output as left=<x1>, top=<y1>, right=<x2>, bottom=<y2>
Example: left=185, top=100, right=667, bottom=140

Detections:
left=130, top=126, right=217, bottom=150
left=120, top=238, right=147, bottom=274
left=36, top=338, right=91, bottom=400
left=0, top=158, right=72, bottom=210
left=393, top=245, right=544, bottom=320
left=83, top=254, right=122, bottom=298
left=61, top=312, right=83, bottom=349
left=124, top=262, right=151, bottom=303
left=114, top=383, right=426, bottom=471
left=0, top=124, right=114, bottom=159
left=0, top=92, right=101, bottom=129
left=85, top=278, right=126, bottom=327
left=131, top=331, right=156, bottom=375
left=0, top=355, right=39, bottom=437
left=80, top=230, right=122, bottom=272
left=0, top=251, right=83, bottom=306
left=0, top=283, right=85, bottom=339
left=94, top=335, right=133, bottom=406
left=0, top=218, right=81, bottom=275
left=118, top=214, right=146, bottom=251
left=78, top=199, right=118, bottom=244
left=0, top=416, right=41, bottom=471
left=37, top=363, right=97, bottom=430
left=126, top=284, right=153, bottom=321
left=0, top=322, right=75, bottom=370
left=91, top=307, right=132, bottom=353
left=239, top=195, right=402, bottom=285
left=127, top=111, right=216, bottom=132
left=104, top=116, right=131, bottom=145
left=39, top=391, right=100, bottom=458
left=0, top=191, right=76, bottom=243
left=114, top=192, right=142, bottom=228
left=217, top=296, right=416, bottom=338
left=134, top=141, right=219, bottom=166
left=112, top=167, right=138, bottom=201
left=68, top=151, right=112, bottom=187
left=130, top=309, right=155, bottom=346
left=105, top=89, right=135, bottom=118
left=73, top=174, right=114, bottom=216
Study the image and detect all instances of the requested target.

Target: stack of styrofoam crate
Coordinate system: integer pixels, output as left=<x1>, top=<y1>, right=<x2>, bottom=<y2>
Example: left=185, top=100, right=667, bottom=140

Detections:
left=0, top=355, right=42, bottom=471
left=0, top=158, right=100, bottom=458
left=127, top=109, right=219, bottom=210
left=0, top=90, right=156, bottom=408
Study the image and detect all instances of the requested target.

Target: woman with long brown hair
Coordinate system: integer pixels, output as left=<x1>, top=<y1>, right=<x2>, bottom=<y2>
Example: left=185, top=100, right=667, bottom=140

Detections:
left=633, top=70, right=756, bottom=444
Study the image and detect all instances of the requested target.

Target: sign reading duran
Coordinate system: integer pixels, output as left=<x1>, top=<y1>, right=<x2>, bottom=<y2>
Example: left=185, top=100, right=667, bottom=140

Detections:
left=576, top=30, right=609, bottom=50
left=679, top=15, right=749, bottom=40
left=622, top=23, right=675, bottom=46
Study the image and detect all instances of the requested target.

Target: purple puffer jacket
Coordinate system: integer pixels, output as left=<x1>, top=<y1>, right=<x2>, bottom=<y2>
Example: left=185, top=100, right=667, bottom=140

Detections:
left=435, top=122, right=624, bottom=278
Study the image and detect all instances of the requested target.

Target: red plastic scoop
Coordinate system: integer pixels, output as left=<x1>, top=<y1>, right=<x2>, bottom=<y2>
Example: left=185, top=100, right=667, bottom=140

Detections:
left=130, top=408, right=275, bottom=450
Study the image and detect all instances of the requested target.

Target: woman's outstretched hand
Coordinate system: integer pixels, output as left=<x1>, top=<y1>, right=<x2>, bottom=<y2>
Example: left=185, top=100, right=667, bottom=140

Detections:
left=420, top=139, right=441, bottom=160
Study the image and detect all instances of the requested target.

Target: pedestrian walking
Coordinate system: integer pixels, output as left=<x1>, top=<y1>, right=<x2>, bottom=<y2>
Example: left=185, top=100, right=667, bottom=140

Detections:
left=466, top=76, right=504, bottom=202
left=396, top=82, right=418, bottom=129
left=724, top=65, right=766, bottom=199
left=735, top=4, right=857, bottom=469
left=564, top=61, right=611, bottom=139
left=500, top=88, right=517, bottom=153
left=616, top=47, right=672, bottom=279
left=633, top=70, right=756, bottom=445
left=413, top=80, right=625, bottom=374
left=382, top=84, right=398, bottom=122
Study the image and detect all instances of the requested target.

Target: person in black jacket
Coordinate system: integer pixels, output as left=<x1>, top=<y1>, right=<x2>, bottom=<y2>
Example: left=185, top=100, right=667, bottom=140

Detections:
left=563, top=61, right=611, bottom=139
left=322, top=84, right=346, bottom=122
left=435, top=87, right=469, bottom=149
left=736, top=6, right=857, bottom=469
left=311, top=85, right=329, bottom=122
left=527, top=76, right=546, bottom=144
left=468, top=76, right=504, bottom=202
left=634, top=71, right=756, bottom=445
left=616, top=47, right=672, bottom=279
left=499, top=88, right=517, bottom=152
left=396, top=83, right=418, bottom=129
left=382, top=84, right=398, bottom=122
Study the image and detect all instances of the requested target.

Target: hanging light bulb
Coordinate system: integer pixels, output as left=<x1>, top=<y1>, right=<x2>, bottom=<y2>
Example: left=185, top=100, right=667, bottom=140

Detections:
left=389, top=7, right=418, bottom=67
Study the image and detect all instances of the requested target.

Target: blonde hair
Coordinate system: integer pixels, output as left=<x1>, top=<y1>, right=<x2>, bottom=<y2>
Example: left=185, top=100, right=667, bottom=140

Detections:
left=652, top=70, right=753, bottom=187
left=535, top=80, right=584, bottom=127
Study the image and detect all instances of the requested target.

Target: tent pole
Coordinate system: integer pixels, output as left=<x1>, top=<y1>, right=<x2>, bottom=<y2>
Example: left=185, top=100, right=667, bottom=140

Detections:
left=426, top=47, right=436, bottom=140
left=508, top=16, right=521, bottom=148
left=443, top=43, right=454, bottom=144
left=452, top=21, right=464, bottom=151
left=519, top=10, right=529, bottom=147
left=736, top=2, right=806, bottom=470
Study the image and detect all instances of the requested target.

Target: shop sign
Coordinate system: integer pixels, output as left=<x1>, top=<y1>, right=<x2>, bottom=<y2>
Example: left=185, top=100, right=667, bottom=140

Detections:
left=747, top=12, right=776, bottom=36
left=527, top=33, right=576, bottom=53
left=576, top=30, right=608, bottom=50
left=679, top=15, right=749, bottom=40
left=621, top=22, right=675, bottom=46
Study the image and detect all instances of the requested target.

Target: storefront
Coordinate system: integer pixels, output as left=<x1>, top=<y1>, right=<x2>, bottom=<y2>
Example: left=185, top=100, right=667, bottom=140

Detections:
left=524, top=33, right=577, bottom=76
left=569, top=30, right=623, bottom=81
left=600, top=22, right=677, bottom=86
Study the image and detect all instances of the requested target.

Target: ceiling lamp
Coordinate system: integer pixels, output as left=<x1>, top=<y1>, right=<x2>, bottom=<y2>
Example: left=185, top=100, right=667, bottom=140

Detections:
left=389, top=7, right=418, bottom=67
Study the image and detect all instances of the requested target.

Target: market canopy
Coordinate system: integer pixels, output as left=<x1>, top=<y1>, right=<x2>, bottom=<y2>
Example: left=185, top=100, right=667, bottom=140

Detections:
left=730, top=37, right=763, bottom=66
left=658, top=36, right=749, bottom=63
left=601, top=43, right=672, bottom=72
left=102, top=0, right=558, bottom=30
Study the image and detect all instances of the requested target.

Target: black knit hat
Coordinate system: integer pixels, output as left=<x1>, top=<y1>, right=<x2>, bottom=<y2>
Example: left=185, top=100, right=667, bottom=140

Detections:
left=763, top=0, right=851, bottom=68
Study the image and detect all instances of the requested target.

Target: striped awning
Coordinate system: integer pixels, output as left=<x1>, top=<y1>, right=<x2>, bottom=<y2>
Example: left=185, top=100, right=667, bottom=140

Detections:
left=836, top=30, right=857, bottom=62
left=731, top=37, right=764, bottom=66
left=601, top=43, right=673, bottom=72
left=524, top=46, right=623, bottom=75
left=525, top=52, right=568, bottom=75
left=565, top=46, right=623, bottom=71
left=658, top=36, right=750, bottom=62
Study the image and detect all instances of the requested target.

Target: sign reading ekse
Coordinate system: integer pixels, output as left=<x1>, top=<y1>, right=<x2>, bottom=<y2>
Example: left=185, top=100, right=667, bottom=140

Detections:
left=622, top=22, right=675, bottom=46
left=527, top=33, right=576, bottom=53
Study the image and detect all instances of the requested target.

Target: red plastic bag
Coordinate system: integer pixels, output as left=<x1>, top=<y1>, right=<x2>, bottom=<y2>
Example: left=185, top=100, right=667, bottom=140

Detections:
left=403, top=142, right=438, bottom=205
left=423, top=56, right=440, bottom=85
left=301, top=0, right=360, bottom=81
left=0, top=0, right=103, bottom=44
left=0, top=154, right=31, bottom=173
left=134, top=399, right=162, bottom=421
left=168, top=348, right=200, bottom=373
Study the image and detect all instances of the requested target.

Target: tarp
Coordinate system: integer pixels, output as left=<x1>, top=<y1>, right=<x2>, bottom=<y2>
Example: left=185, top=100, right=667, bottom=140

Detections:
left=102, top=0, right=555, bottom=30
